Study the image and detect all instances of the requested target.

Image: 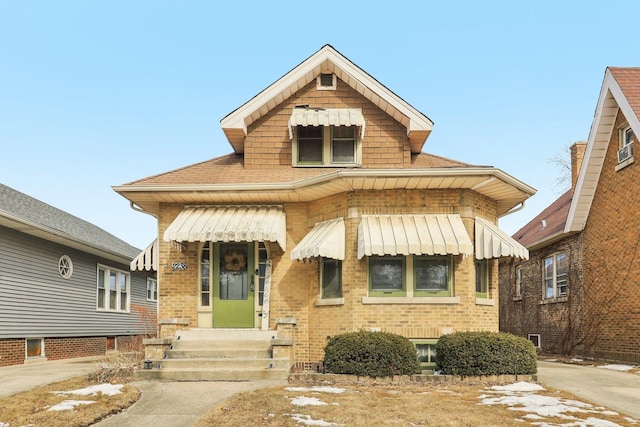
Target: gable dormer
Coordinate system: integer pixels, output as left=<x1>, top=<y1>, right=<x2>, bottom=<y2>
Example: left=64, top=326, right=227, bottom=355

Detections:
left=220, top=45, right=433, bottom=163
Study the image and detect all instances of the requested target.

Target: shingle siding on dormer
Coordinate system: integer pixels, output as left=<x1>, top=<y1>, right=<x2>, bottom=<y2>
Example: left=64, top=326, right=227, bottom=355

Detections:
left=243, top=78, right=410, bottom=169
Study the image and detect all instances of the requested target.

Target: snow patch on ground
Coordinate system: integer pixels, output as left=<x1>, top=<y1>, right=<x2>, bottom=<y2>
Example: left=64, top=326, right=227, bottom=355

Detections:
left=287, top=413, right=338, bottom=426
left=597, top=364, right=636, bottom=372
left=47, top=399, right=96, bottom=411
left=52, top=383, right=123, bottom=397
left=479, top=382, right=634, bottom=426
left=286, top=386, right=346, bottom=394
left=290, top=396, right=329, bottom=406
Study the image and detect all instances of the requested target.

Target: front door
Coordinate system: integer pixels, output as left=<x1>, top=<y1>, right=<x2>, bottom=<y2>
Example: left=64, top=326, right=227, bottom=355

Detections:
left=213, top=242, right=255, bottom=328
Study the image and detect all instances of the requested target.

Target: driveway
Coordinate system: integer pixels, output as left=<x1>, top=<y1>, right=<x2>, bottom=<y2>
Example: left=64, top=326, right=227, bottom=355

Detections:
left=537, top=360, right=640, bottom=419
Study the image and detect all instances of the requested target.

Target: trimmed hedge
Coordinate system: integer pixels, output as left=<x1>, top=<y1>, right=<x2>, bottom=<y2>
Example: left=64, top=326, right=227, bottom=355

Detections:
left=323, top=330, right=420, bottom=377
left=435, top=331, right=537, bottom=376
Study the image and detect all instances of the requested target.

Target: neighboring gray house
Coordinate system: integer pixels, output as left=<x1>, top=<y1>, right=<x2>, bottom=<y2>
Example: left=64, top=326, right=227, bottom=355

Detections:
left=0, top=183, right=157, bottom=366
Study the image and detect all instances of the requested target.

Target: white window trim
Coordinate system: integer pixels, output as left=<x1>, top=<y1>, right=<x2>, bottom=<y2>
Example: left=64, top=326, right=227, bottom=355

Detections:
left=515, top=266, right=523, bottom=299
left=528, top=333, right=541, bottom=349
left=292, top=125, right=362, bottom=167
left=316, top=73, right=337, bottom=90
left=96, top=264, right=131, bottom=312
left=543, top=252, right=567, bottom=300
left=147, top=277, right=158, bottom=302
left=58, top=255, right=73, bottom=279
left=25, top=338, right=45, bottom=359
left=616, top=124, right=635, bottom=169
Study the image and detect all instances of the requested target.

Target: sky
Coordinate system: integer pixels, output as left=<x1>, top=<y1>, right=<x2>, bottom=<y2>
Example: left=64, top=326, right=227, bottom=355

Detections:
left=1, top=1, right=640, bottom=250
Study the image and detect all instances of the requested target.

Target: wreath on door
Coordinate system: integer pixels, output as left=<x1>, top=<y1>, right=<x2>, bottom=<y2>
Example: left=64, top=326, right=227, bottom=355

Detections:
left=224, top=250, right=246, bottom=271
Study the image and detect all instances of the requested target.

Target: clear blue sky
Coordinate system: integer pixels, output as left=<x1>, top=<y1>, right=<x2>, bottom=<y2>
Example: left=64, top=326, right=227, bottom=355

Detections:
left=1, top=1, right=638, bottom=249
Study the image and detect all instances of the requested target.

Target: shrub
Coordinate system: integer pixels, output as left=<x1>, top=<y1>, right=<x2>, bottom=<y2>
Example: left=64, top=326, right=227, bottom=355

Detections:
left=323, top=330, right=420, bottom=377
left=435, top=331, right=537, bottom=376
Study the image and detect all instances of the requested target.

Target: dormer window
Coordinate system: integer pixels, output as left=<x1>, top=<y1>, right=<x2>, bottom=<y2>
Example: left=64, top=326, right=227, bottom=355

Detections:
left=289, top=108, right=365, bottom=167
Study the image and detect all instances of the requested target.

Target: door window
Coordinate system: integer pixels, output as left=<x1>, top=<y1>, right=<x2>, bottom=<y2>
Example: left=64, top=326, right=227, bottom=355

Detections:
left=219, top=243, right=249, bottom=300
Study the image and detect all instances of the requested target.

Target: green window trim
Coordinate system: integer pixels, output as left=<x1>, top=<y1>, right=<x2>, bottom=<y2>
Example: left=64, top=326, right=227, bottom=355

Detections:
left=475, top=259, right=489, bottom=299
left=413, top=255, right=453, bottom=297
left=368, top=256, right=406, bottom=297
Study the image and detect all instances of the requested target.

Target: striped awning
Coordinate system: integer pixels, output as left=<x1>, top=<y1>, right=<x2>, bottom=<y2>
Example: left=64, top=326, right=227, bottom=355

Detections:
left=130, top=239, right=158, bottom=272
left=163, top=205, right=286, bottom=250
left=291, top=217, right=345, bottom=261
left=475, top=217, right=529, bottom=260
left=288, top=108, right=365, bottom=139
left=357, top=214, right=473, bottom=259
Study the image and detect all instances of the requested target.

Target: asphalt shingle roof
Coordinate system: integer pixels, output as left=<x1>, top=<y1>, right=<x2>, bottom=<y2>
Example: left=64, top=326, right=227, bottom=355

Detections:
left=0, top=183, right=140, bottom=259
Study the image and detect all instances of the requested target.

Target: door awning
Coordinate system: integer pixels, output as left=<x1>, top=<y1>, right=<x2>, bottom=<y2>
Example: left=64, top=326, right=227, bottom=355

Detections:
left=130, top=239, right=158, bottom=272
left=357, top=214, right=473, bottom=259
left=291, top=217, right=345, bottom=261
left=288, top=108, right=365, bottom=139
left=475, top=216, right=529, bottom=260
left=163, top=205, right=286, bottom=250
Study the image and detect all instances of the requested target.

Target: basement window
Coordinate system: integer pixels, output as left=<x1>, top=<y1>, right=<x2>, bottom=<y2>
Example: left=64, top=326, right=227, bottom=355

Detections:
left=26, top=338, right=44, bottom=359
left=528, top=334, right=541, bottom=349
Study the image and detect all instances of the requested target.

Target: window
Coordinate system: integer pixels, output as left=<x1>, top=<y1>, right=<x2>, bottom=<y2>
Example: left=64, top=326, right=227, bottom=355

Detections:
left=58, top=255, right=73, bottom=278
left=414, top=256, right=452, bottom=297
left=413, top=340, right=437, bottom=368
left=200, top=243, right=211, bottom=307
left=147, top=278, right=158, bottom=301
left=369, top=256, right=405, bottom=296
left=515, top=266, right=523, bottom=298
left=26, top=338, right=44, bottom=359
left=369, top=255, right=453, bottom=298
left=544, top=252, right=567, bottom=299
left=317, top=73, right=337, bottom=90
left=97, top=265, right=130, bottom=311
left=528, top=334, right=541, bottom=349
left=321, top=258, right=342, bottom=299
left=475, top=259, right=489, bottom=298
left=621, top=125, right=634, bottom=148
left=294, top=124, right=359, bottom=166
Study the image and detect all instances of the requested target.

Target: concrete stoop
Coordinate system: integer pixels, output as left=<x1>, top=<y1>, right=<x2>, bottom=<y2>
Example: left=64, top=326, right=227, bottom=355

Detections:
left=137, top=329, right=290, bottom=381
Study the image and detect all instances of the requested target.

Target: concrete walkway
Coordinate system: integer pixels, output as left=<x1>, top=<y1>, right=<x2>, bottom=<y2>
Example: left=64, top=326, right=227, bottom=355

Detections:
left=537, top=360, right=640, bottom=419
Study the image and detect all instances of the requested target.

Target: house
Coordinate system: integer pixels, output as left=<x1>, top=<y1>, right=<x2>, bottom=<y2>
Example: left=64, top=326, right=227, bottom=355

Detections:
left=500, top=67, right=640, bottom=364
left=0, top=183, right=157, bottom=366
left=113, top=45, right=534, bottom=375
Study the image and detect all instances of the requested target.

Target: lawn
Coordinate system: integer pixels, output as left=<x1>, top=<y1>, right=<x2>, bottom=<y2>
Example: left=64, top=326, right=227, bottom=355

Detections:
left=193, top=380, right=639, bottom=426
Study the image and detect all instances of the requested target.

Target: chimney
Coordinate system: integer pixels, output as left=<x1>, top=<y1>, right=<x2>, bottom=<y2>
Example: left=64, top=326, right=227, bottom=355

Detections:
left=570, top=141, right=586, bottom=189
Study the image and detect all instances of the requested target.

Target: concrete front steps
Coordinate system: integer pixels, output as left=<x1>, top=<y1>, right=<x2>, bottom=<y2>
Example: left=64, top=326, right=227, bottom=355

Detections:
left=137, top=329, right=290, bottom=381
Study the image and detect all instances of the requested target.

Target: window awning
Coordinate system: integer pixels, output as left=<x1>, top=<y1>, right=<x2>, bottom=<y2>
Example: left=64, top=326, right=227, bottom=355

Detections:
left=288, top=108, right=365, bottom=139
left=357, top=214, right=473, bottom=259
left=163, top=205, right=286, bottom=250
left=130, top=239, right=158, bottom=272
left=475, top=216, right=529, bottom=260
left=291, top=217, right=345, bottom=261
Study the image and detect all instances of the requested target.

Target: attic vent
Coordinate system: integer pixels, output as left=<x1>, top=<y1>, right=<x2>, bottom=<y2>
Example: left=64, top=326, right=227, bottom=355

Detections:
left=317, top=73, right=336, bottom=90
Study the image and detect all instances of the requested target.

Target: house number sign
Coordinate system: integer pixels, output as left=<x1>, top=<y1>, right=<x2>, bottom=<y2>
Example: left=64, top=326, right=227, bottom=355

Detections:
left=171, top=262, right=188, bottom=270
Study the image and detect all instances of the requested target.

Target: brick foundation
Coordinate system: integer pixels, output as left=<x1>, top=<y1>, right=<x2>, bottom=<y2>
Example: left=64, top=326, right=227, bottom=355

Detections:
left=0, top=338, right=25, bottom=367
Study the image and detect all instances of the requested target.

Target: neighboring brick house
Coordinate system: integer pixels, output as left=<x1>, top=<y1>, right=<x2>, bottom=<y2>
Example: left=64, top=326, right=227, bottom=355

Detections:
left=114, top=45, right=534, bottom=370
left=500, top=67, right=640, bottom=364
left=0, top=183, right=157, bottom=366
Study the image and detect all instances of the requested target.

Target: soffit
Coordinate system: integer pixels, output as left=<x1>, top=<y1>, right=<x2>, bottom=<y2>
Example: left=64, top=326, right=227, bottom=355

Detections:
left=115, top=168, right=535, bottom=219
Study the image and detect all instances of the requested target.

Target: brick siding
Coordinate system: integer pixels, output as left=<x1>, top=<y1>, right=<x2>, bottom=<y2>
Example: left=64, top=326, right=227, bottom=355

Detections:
left=0, top=338, right=24, bottom=367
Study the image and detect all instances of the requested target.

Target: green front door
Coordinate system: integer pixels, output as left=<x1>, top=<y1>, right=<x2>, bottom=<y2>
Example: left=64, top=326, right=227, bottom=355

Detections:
left=213, top=242, right=255, bottom=328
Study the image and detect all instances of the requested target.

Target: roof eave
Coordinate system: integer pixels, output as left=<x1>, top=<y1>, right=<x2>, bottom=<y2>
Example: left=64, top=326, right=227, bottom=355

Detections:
left=0, top=213, right=133, bottom=265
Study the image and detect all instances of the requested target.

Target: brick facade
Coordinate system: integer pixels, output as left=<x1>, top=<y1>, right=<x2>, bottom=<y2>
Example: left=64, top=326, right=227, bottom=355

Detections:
left=0, top=335, right=147, bottom=367
left=125, top=47, right=532, bottom=369
left=580, top=110, right=640, bottom=363
left=499, top=233, right=584, bottom=355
